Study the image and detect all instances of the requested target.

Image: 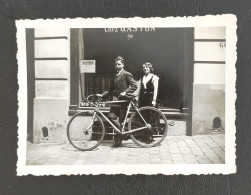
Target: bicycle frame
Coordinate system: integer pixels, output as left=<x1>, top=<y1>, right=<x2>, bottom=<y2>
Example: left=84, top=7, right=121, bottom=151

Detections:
left=91, top=100, right=149, bottom=135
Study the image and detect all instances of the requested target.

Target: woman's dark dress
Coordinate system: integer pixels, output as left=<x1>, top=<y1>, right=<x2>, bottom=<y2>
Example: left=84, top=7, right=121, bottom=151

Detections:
left=138, top=74, right=159, bottom=142
left=138, top=75, right=155, bottom=108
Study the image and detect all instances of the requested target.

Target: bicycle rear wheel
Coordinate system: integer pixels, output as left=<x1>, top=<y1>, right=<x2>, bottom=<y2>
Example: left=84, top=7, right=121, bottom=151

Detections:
left=67, top=112, right=105, bottom=151
left=128, top=106, right=168, bottom=147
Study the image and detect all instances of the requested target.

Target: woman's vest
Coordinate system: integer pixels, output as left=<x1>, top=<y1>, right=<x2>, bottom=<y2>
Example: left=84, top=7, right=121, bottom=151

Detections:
left=140, top=75, right=154, bottom=95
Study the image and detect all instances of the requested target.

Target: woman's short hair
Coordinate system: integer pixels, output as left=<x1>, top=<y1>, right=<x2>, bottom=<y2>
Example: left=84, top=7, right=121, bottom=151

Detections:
left=115, top=56, right=125, bottom=64
left=143, top=62, right=154, bottom=72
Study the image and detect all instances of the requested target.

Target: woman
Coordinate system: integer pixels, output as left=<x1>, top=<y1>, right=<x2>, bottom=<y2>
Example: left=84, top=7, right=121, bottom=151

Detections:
left=136, top=62, right=160, bottom=143
left=138, top=62, right=159, bottom=108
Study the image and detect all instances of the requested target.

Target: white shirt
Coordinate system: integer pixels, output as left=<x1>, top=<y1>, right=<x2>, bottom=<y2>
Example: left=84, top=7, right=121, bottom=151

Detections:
left=142, top=73, right=159, bottom=89
left=116, top=69, right=123, bottom=75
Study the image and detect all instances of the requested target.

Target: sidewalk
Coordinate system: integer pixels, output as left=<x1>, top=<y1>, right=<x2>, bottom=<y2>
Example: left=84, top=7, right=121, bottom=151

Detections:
left=26, top=134, right=225, bottom=165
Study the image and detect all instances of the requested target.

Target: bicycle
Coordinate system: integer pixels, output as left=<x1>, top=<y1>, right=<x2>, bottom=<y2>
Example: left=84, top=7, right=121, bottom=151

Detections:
left=67, top=94, right=168, bottom=151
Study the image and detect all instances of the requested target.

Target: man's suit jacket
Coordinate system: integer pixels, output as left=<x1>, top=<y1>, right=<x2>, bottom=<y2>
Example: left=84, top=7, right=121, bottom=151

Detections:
left=102, top=69, right=137, bottom=98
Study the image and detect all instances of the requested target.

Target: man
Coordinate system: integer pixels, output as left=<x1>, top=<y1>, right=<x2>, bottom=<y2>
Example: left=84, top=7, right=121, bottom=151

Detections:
left=99, top=56, right=137, bottom=147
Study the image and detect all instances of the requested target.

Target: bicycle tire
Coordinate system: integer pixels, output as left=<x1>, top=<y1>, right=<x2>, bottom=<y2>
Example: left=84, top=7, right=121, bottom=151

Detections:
left=67, top=112, right=105, bottom=151
left=128, top=106, right=168, bottom=147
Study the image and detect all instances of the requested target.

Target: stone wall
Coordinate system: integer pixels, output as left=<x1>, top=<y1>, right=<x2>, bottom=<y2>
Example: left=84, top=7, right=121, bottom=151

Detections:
left=192, top=27, right=226, bottom=135
left=33, top=29, right=70, bottom=143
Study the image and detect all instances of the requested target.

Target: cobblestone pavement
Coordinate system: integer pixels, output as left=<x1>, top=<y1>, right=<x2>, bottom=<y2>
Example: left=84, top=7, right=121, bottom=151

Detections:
left=26, top=134, right=225, bottom=165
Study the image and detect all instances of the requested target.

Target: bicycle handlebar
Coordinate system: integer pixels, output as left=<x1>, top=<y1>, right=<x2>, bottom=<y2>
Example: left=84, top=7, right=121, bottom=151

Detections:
left=86, top=94, right=102, bottom=102
left=86, top=94, right=137, bottom=103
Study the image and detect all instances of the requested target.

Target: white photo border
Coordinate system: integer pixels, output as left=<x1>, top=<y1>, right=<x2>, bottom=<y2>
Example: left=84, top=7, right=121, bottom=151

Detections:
left=16, top=14, right=237, bottom=176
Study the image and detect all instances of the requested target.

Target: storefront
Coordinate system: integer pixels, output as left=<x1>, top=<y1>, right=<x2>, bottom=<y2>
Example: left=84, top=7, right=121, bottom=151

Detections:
left=68, top=28, right=193, bottom=139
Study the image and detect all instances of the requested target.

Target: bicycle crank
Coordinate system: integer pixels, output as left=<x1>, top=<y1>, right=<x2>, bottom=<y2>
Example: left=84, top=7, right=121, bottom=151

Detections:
left=146, top=124, right=152, bottom=129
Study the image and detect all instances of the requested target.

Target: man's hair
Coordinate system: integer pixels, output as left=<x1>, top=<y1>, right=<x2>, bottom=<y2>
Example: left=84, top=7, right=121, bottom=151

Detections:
left=143, top=62, right=154, bottom=71
left=115, top=56, right=125, bottom=64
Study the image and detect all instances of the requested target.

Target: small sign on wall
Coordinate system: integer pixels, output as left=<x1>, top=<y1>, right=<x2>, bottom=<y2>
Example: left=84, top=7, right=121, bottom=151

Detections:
left=80, top=60, right=96, bottom=73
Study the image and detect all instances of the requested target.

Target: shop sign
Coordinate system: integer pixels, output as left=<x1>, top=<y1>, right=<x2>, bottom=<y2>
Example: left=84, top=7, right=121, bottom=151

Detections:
left=80, top=60, right=96, bottom=73
left=104, top=27, right=156, bottom=33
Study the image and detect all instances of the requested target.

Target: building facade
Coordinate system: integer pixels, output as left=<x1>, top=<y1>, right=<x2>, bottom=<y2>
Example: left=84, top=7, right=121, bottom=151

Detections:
left=26, top=27, right=225, bottom=143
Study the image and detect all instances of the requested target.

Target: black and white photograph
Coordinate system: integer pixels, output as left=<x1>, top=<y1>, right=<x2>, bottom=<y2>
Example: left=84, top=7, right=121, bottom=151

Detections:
left=16, top=15, right=236, bottom=175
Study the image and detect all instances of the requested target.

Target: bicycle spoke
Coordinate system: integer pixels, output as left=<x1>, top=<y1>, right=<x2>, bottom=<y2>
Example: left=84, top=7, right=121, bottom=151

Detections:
left=128, top=107, right=168, bottom=147
left=67, top=113, right=105, bottom=151
left=77, top=141, right=88, bottom=148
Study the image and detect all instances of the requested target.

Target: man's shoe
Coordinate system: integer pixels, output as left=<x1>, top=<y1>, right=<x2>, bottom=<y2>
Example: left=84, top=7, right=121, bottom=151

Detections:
left=114, top=134, right=122, bottom=147
left=114, top=139, right=122, bottom=147
left=122, top=134, right=130, bottom=141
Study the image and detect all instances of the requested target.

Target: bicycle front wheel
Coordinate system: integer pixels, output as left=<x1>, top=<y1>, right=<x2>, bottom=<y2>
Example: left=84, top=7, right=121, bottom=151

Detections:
left=128, top=106, right=168, bottom=147
left=67, top=112, right=105, bottom=151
